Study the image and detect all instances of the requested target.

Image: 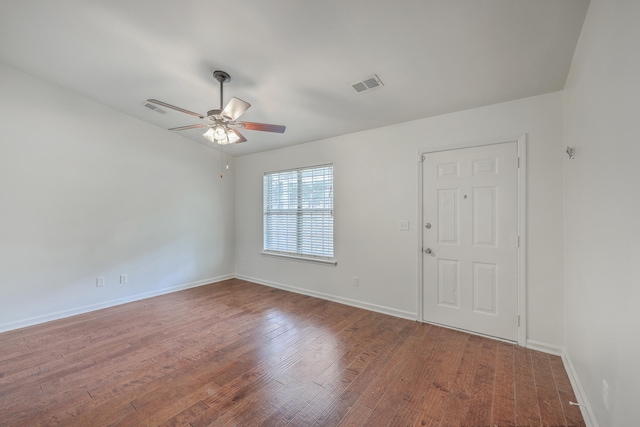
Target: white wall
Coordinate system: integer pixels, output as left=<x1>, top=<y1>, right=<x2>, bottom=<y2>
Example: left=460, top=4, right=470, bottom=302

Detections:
left=235, top=91, right=565, bottom=347
left=0, top=64, right=235, bottom=331
left=563, top=1, right=640, bottom=426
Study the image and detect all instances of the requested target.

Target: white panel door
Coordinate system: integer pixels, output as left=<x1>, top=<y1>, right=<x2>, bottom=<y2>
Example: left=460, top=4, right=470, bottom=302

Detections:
left=422, top=142, right=519, bottom=341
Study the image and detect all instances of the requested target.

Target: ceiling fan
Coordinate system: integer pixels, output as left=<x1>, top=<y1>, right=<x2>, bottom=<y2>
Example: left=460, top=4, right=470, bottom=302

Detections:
left=147, top=70, right=285, bottom=145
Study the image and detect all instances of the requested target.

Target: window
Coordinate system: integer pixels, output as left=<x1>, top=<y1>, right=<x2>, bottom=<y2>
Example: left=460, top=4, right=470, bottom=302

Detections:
left=263, top=164, right=334, bottom=264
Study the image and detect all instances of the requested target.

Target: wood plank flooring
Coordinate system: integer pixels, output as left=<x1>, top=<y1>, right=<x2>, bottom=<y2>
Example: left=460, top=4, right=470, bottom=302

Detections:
left=0, top=278, right=585, bottom=426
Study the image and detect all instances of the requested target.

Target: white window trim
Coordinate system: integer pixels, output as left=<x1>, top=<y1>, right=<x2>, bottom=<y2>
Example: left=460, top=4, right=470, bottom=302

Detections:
left=263, top=164, right=336, bottom=266
left=260, top=250, right=338, bottom=266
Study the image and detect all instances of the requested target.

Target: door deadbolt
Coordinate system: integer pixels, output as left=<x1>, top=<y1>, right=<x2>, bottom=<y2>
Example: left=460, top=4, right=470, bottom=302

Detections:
left=425, top=223, right=432, bottom=229
left=423, top=248, right=432, bottom=254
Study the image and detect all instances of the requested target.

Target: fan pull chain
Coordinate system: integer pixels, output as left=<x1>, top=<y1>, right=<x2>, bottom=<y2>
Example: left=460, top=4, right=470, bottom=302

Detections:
left=220, top=150, right=224, bottom=178
left=220, top=150, right=229, bottom=178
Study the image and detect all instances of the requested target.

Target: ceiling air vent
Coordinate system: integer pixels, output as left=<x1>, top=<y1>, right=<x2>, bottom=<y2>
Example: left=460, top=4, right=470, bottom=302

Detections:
left=350, top=74, right=384, bottom=93
left=143, top=102, right=167, bottom=114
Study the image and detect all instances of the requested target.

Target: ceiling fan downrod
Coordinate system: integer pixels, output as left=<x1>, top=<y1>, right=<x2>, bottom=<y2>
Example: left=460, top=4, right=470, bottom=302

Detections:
left=213, top=70, right=230, bottom=110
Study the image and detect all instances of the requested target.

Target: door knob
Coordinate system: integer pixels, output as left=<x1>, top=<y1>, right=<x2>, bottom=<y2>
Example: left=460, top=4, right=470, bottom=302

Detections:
left=423, top=248, right=432, bottom=254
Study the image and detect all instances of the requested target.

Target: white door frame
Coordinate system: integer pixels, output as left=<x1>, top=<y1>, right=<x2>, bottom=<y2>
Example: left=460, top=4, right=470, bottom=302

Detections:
left=416, top=134, right=527, bottom=346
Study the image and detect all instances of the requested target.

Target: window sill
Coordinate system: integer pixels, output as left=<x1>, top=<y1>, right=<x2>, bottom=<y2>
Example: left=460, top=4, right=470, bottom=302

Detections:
left=261, top=251, right=337, bottom=266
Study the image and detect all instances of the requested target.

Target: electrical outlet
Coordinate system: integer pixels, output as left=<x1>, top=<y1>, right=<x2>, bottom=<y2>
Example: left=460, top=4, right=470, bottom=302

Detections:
left=96, top=277, right=105, bottom=287
left=352, top=276, right=359, bottom=287
left=120, top=274, right=128, bottom=284
left=602, top=379, right=610, bottom=410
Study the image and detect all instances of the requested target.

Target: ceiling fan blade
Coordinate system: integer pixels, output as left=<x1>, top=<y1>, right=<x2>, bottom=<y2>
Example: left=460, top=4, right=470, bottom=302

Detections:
left=147, top=99, right=204, bottom=118
left=229, top=128, right=247, bottom=143
left=168, top=124, right=209, bottom=131
left=238, top=121, right=286, bottom=133
left=221, top=97, right=251, bottom=121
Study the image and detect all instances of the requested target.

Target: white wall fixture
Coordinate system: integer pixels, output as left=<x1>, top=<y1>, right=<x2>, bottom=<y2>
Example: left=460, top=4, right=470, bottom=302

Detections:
left=566, top=146, right=576, bottom=159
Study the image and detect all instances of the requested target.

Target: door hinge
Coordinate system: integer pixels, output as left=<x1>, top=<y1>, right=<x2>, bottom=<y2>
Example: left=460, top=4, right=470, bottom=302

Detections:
left=419, top=155, right=425, bottom=162
left=517, top=315, right=521, bottom=327
left=517, top=236, right=520, bottom=247
left=517, top=156, right=521, bottom=168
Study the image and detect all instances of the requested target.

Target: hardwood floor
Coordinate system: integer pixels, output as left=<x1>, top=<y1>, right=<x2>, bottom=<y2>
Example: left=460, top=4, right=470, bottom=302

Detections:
left=0, top=279, right=585, bottom=426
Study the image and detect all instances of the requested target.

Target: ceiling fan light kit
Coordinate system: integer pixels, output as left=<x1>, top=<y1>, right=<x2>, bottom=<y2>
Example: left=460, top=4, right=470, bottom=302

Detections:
left=147, top=70, right=285, bottom=146
left=203, top=126, right=241, bottom=145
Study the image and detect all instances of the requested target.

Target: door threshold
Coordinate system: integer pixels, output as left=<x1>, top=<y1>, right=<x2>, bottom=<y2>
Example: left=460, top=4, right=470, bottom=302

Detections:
left=421, top=320, right=519, bottom=346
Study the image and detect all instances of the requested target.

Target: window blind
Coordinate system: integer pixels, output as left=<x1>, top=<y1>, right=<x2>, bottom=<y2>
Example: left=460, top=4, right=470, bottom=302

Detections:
left=263, top=164, right=334, bottom=260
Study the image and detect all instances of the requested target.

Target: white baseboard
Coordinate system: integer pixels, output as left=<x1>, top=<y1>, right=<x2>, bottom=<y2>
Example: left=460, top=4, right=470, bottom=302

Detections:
left=235, top=274, right=417, bottom=321
left=526, top=339, right=598, bottom=427
left=0, top=274, right=233, bottom=333
left=561, top=350, right=599, bottom=427
left=526, top=339, right=565, bottom=355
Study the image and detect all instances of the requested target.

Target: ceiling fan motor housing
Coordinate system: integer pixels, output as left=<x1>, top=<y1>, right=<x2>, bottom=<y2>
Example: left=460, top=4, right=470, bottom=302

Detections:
left=207, top=109, right=223, bottom=118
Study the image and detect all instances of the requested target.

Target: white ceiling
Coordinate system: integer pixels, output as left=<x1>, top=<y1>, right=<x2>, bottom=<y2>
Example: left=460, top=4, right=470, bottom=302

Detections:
left=0, top=0, right=590, bottom=156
